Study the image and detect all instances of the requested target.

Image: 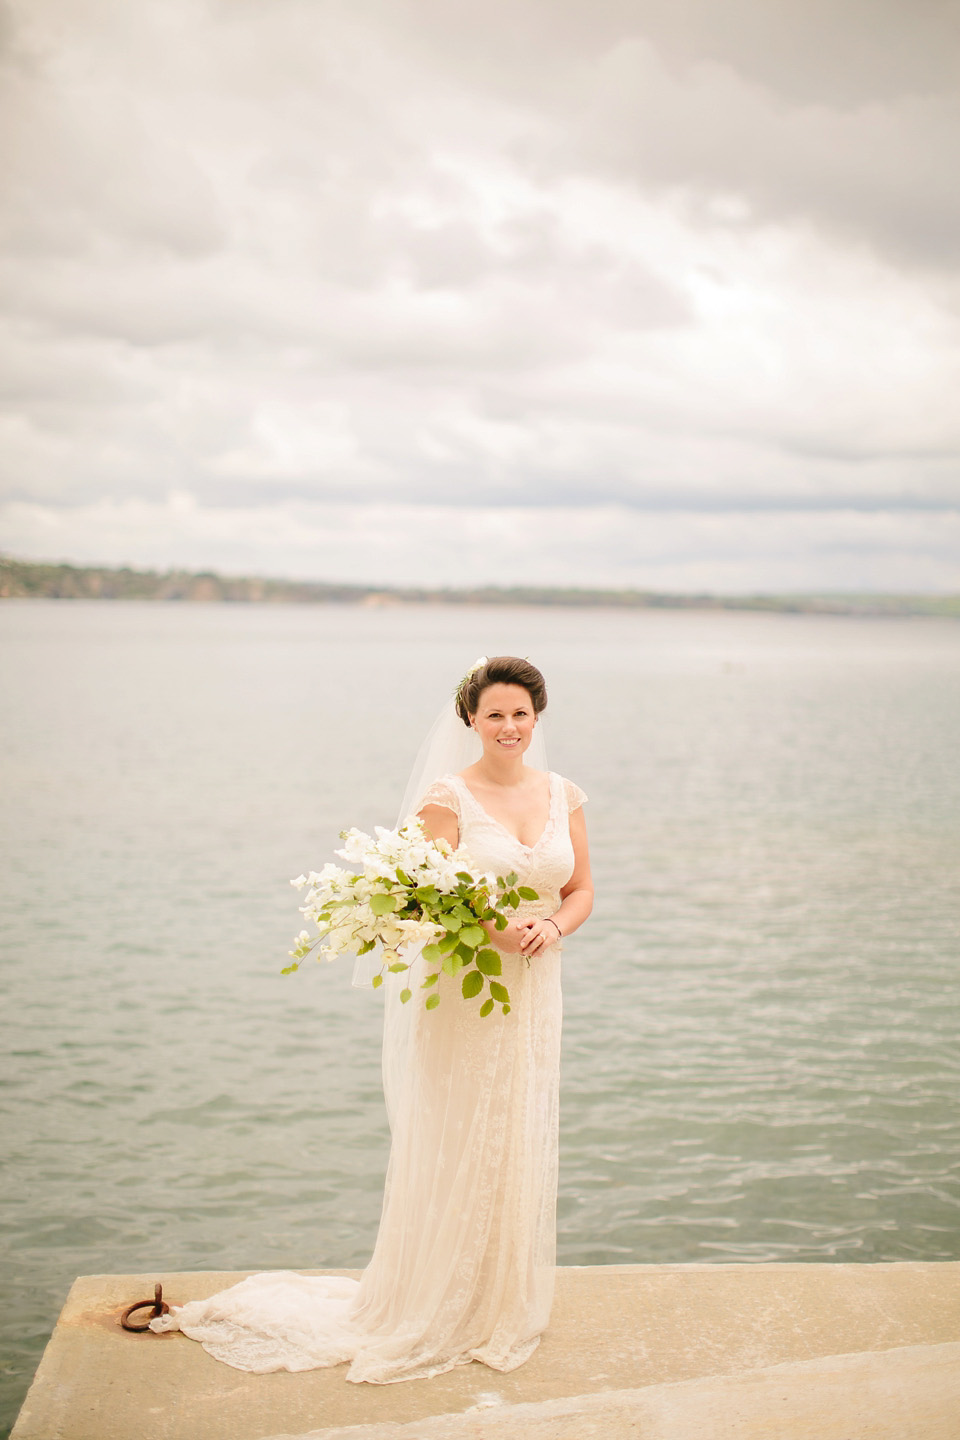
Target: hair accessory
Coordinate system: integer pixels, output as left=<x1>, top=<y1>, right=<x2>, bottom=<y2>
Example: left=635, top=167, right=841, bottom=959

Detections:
left=454, top=655, right=488, bottom=700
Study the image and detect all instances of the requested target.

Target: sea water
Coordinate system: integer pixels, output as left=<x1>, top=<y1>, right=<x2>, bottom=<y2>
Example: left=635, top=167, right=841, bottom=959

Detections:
left=1, top=600, right=958, bottom=1434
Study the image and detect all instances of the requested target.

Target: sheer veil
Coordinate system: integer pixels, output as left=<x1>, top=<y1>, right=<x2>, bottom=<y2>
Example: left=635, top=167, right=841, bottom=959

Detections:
left=361, top=661, right=549, bottom=1129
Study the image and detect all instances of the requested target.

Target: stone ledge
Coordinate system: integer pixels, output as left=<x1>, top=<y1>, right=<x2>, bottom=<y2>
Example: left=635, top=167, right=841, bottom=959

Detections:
left=11, top=1263, right=960, bottom=1440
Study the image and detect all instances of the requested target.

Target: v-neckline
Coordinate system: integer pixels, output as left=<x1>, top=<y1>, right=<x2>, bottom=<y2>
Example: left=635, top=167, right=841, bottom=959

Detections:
left=453, top=771, right=556, bottom=852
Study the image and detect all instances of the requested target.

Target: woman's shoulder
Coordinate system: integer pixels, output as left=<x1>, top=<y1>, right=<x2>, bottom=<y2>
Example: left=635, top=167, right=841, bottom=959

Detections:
left=551, top=772, right=588, bottom=812
left=417, top=775, right=463, bottom=814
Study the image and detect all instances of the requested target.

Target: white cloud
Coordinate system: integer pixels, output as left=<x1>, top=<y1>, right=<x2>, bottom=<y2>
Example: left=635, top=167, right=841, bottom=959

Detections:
left=0, top=0, right=958, bottom=591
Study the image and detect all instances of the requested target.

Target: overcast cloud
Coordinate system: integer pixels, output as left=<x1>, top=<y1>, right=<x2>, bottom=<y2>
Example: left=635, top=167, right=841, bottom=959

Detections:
left=1, top=0, right=958, bottom=591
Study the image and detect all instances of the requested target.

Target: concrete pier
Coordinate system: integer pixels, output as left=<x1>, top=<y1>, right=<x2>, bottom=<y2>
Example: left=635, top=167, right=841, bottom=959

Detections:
left=11, top=1263, right=960, bottom=1439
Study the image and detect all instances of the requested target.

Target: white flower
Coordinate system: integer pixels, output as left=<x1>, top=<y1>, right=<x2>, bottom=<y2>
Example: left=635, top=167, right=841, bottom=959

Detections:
left=335, top=827, right=374, bottom=864
left=395, top=916, right=444, bottom=949
left=362, top=853, right=401, bottom=882
left=317, top=861, right=350, bottom=886
left=319, top=921, right=361, bottom=959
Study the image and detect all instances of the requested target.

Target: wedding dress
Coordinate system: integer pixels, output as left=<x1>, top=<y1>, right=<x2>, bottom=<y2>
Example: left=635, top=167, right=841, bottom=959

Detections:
left=152, top=770, right=586, bottom=1384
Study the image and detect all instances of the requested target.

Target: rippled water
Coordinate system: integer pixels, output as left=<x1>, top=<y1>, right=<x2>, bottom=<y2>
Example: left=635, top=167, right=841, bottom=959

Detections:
left=2, top=600, right=959, bottom=1434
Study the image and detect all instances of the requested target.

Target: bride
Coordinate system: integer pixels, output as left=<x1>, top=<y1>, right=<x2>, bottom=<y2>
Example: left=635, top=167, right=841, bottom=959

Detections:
left=152, top=655, right=593, bottom=1384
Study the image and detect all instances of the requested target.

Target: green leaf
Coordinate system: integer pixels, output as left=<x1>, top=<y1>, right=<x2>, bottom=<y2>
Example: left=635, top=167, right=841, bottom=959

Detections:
left=421, top=971, right=439, bottom=988
left=414, top=885, right=438, bottom=904
left=441, top=951, right=457, bottom=977
left=425, top=993, right=440, bottom=1010
left=494, top=914, right=508, bottom=931
left=439, top=913, right=462, bottom=932
left=517, top=886, right=539, bottom=901
left=357, top=938, right=377, bottom=955
left=369, top=892, right=399, bottom=916
left=387, top=962, right=409, bottom=973
left=438, top=931, right=459, bottom=953
left=480, top=998, right=494, bottom=1018
left=280, top=962, right=299, bottom=975
left=459, top=924, right=486, bottom=948
left=454, top=942, right=474, bottom=964
left=506, top=890, right=520, bottom=908
left=396, top=868, right=412, bottom=886
left=422, top=943, right=443, bottom=964
left=489, top=981, right=510, bottom=1003
left=505, top=872, right=518, bottom=887
left=476, top=949, right=502, bottom=977
left=502, top=1003, right=511, bottom=1015
left=461, top=970, right=484, bottom=1000
left=371, top=974, right=383, bottom=989
left=399, top=988, right=412, bottom=1004
left=455, top=870, right=474, bottom=883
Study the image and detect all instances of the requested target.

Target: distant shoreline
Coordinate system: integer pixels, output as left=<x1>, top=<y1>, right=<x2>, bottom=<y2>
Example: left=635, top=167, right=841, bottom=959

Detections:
left=1, top=555, right=957, bottom=617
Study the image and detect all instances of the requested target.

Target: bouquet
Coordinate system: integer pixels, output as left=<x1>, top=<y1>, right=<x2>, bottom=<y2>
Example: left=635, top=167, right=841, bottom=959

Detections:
left=285, top=818, right=538, bottom=1016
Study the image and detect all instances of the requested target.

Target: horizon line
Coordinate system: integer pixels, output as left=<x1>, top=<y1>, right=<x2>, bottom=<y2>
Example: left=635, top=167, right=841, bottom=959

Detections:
left=1, top=555, right=958, bottom=617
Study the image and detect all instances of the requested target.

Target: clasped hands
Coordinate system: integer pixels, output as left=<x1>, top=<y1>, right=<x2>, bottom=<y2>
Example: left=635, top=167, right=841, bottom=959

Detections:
left=486, top=916, right=560, bottom=957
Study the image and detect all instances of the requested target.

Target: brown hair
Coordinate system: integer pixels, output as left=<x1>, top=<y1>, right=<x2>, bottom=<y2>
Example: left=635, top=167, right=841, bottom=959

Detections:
left=455, top=656, right=548, bottom=728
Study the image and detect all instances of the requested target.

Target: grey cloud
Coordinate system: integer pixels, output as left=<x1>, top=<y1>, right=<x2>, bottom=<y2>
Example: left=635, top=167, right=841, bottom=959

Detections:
left=384, top=0, right=960, bottom=113
left=4, top=494, right=957, bottom=594
left=562, top=51, right=960, bottom=270
left=0, top=249, right=680, bottom=372
left=0, top=43, right=225, bottom=260
left=183, top=482, right=960, bottom=517
left=373, top=0, right=960, bottom=271
left=0, top=329, right=151, bottom=408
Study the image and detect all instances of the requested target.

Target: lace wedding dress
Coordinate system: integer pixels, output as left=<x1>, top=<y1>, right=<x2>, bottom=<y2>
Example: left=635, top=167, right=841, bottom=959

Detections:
left=152, top=771, right=586, bottom=1384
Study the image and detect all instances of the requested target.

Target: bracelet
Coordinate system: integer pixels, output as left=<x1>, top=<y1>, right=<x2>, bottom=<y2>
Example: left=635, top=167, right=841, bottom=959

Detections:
left=545, top=916, right=563, bottom=940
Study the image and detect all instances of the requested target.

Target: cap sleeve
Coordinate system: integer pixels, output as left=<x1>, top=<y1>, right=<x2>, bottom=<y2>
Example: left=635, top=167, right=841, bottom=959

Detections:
left=561, top=777, right=588, bottom=812
left=417, top=777, right=462, bottom=819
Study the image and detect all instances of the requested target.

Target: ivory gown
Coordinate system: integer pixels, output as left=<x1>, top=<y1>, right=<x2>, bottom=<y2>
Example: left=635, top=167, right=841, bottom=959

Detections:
left=152, top=771, right=586, bottom=1383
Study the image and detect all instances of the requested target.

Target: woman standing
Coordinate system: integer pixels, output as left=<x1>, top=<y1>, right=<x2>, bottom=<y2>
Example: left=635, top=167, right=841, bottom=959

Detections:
left=153, top=656, right=592, bottom=1383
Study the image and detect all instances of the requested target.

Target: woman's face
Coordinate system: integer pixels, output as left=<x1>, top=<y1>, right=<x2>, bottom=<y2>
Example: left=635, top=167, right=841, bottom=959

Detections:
left=470, top=683, right=537, bottom=758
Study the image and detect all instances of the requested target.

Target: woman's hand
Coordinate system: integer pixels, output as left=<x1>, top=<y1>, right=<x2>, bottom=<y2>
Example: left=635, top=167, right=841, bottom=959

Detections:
left=486, top=916, right=561, bottom=959
left=483, top=917, right=526, bottom=954
left=516, top=916, right=562, bottom=958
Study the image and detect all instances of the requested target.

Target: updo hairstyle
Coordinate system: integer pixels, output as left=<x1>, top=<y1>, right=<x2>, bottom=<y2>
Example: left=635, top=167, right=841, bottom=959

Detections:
left=455, top=656, right=548, bottom=729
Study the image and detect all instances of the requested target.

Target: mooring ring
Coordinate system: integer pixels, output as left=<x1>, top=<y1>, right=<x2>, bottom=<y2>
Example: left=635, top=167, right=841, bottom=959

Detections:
left=120, top=1282, right=169, bottom=1332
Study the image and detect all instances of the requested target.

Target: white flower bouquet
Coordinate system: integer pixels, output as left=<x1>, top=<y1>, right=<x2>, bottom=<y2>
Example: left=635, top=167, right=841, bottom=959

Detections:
left=285, top=818, right=538, bottom=1016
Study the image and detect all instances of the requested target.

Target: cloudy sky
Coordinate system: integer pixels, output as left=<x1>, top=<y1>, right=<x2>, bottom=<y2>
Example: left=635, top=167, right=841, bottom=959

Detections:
left=2, top=0, right=959, bottom=592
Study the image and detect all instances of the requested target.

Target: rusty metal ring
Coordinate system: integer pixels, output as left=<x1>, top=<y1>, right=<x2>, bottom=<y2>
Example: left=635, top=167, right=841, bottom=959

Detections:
left=121, top=1282, right=169, bottom=1332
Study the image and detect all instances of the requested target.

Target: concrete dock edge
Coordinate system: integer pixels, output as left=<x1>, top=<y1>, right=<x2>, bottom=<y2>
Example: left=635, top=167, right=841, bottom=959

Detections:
left=11, top=1262, right=960, bottom=1440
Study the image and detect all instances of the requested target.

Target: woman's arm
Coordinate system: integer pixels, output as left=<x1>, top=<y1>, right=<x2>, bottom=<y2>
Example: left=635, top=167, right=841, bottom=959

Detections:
left=553, top=806, right=594, bottom=937
left=417, top=802, right=459, bottom=850
left=517, top=805, right=594, bottom=958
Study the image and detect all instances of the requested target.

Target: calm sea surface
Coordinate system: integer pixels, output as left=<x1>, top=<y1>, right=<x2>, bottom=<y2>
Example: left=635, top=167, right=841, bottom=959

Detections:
left=2, top=600, right=959, bottom=1432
